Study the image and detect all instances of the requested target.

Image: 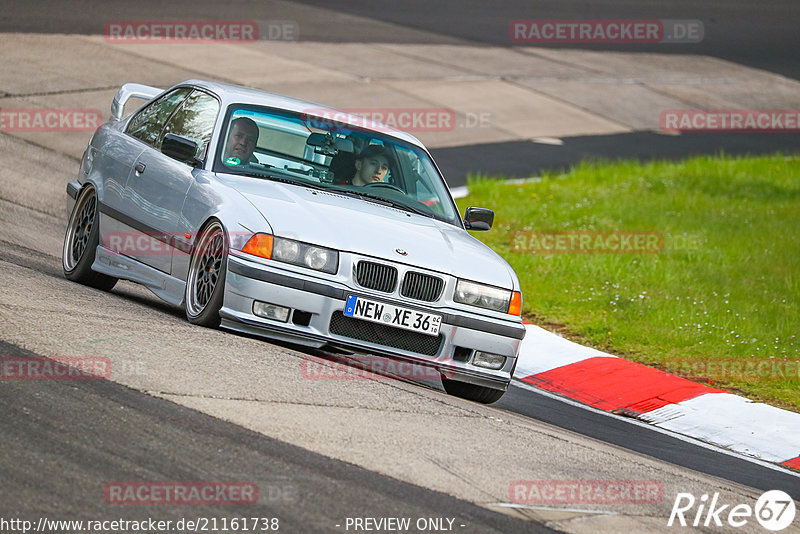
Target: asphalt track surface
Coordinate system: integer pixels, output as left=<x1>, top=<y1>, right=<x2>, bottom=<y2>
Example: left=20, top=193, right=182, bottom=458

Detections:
left=7, top=0, right=800, bottom=81
left=4, top=0, right=800, bottom=186
left=432, top=131, right=800, bottom=188
left=294, top=0, right=800, bottom=184
left=1, top=229, right=798, bottom=530
left=291, top=0, right=800, bottom=81
left=0, top=339, right=547, bottom=533
left=2, top=1, right=800, bottom=532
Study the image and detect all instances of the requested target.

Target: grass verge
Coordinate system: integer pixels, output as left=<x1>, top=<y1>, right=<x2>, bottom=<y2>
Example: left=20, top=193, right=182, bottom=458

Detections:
left=456, top=154, right=800, bottom=411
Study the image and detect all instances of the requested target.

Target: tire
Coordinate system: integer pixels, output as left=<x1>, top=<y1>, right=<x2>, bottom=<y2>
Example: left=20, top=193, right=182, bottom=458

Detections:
left=185, top=220, right=227, bottom=327
left=62, top=185, right=117, bottom=291
left=441, top=377, right=506, bottom=404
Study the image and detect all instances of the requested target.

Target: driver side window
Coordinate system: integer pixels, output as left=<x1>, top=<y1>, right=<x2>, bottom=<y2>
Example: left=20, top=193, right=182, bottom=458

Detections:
left=160, top=90, right=220, bottom=160
left=125, top=87, right=192, bottom=147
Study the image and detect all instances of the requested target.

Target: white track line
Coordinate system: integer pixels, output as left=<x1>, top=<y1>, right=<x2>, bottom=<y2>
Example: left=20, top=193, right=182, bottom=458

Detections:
left=487, top=502, right=617, bottom=515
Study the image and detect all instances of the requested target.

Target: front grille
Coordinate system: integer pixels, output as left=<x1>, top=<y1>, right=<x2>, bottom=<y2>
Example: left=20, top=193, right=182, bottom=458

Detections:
left=329, top=311, right=443, bottom=356
left=401, top=271, right=444, bottom=302
left=354, top=261, right=397, bottom=293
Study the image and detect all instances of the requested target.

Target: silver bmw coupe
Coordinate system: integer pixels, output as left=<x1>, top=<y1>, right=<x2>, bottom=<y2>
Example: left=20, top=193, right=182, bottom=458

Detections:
left=63, top=80, right=525, bottom=403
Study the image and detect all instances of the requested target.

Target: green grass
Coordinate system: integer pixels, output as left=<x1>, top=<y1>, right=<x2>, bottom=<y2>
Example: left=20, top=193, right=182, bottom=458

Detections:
left=456, top=154, right=800, bottom=411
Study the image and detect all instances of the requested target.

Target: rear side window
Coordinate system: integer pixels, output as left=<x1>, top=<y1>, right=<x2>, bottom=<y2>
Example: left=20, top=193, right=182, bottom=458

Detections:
left=160, top=90, right=220, bottom=160
left=125, top=87, right=192, bottom=147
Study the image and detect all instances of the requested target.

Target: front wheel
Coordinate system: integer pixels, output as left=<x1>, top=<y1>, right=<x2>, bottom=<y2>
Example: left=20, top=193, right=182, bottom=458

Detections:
left=441, top=377, right=506, bottom=404
left=62, top=185, right=117, bottom=291
left=185, top=220, right=227, bottom=327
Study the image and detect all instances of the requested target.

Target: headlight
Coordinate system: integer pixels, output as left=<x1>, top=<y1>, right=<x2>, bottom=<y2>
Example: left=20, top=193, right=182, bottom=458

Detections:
left=274, top=238, right=300, bottom=262
left=454, top=279, right=522, bottom=315
left=274, top=238, right=338, bottom=273
left=242, top=234, right=339, bottom=274
left=304, top=247, right=332, bottom=271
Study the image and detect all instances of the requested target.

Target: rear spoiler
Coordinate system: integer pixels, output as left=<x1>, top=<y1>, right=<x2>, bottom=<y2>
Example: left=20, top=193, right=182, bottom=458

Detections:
left=110, top=83, right=163, bottom=121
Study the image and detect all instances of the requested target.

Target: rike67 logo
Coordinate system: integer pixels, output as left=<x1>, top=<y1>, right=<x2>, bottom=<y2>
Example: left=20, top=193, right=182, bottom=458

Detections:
left=668, top=490, right=796, bottom=531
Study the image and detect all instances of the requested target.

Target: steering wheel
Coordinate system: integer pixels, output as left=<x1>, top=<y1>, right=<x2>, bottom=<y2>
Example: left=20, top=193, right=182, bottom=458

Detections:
left=363, top=182, right=404, bottom=193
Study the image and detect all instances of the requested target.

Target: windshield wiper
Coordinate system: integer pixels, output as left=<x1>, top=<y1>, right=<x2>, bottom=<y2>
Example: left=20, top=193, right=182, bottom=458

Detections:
left=350, top=192, right=433, bottom=218
left=237, top=171, right=327, bottom=191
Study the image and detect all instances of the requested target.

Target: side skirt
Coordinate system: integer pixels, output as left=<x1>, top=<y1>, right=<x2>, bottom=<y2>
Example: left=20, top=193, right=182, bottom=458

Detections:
left=92, top=246, right=186, bottom=307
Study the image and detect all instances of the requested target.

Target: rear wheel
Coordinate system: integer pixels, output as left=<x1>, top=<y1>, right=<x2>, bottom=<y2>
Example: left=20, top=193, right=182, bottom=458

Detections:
left=441, top=377, right=506, bottom=404
left=62, top=185, right=117, bottom=291
left=185, top=220, right=227, bottom=327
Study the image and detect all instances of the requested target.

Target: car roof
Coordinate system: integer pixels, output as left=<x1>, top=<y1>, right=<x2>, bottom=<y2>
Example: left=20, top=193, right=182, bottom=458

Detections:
left=180, top=79, right=426, bottom=149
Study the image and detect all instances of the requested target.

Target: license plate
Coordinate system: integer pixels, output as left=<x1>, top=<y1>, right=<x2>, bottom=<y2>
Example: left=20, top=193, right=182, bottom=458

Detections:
left=343, top=295, right=441, bottom=336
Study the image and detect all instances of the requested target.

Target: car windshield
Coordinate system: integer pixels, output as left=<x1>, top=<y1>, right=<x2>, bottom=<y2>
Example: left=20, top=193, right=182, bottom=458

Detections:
left=213, top=105, right=461, bottom=226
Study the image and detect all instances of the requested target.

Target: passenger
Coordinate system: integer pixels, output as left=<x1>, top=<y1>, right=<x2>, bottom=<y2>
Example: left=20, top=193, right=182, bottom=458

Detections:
left=351, top=145, right=394, bottom=186
left=223, top=117, right=259, bottom=164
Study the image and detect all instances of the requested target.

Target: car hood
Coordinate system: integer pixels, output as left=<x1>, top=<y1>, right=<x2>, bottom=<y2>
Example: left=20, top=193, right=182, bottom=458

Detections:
left=230, top=179, right=515, bottom=288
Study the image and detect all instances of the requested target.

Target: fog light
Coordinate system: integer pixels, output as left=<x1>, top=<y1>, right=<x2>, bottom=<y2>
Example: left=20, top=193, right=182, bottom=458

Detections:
left=472, top=351, right=505, bottom=370
left=253, top=301, right=290, bottom=322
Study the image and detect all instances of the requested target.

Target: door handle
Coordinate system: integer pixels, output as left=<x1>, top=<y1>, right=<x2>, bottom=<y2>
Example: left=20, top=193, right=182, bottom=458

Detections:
left=134, top=162, right=146, bottom=174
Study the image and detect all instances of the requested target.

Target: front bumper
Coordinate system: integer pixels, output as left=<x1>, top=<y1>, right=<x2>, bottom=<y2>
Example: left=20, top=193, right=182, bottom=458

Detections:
left=221, top=253, right=525, bottom=390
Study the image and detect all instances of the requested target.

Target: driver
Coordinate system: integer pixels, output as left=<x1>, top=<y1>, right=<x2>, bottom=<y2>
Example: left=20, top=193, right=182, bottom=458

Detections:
left=223, top=117, right=259, bottom=164
left=351, top=145, right=394, bottom=186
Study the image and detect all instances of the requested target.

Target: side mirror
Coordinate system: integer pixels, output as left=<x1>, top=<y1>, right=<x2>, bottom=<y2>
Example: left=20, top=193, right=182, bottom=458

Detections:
left=464, top=207, right=494, bottom=231
left=161, top=133, right=200, bottom=166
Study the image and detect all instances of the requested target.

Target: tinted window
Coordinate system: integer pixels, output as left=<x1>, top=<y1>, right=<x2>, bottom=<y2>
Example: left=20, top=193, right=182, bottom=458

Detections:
left=125, top=87, right=191, bottom=147
left=161, top=90, right=220, bottom=160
